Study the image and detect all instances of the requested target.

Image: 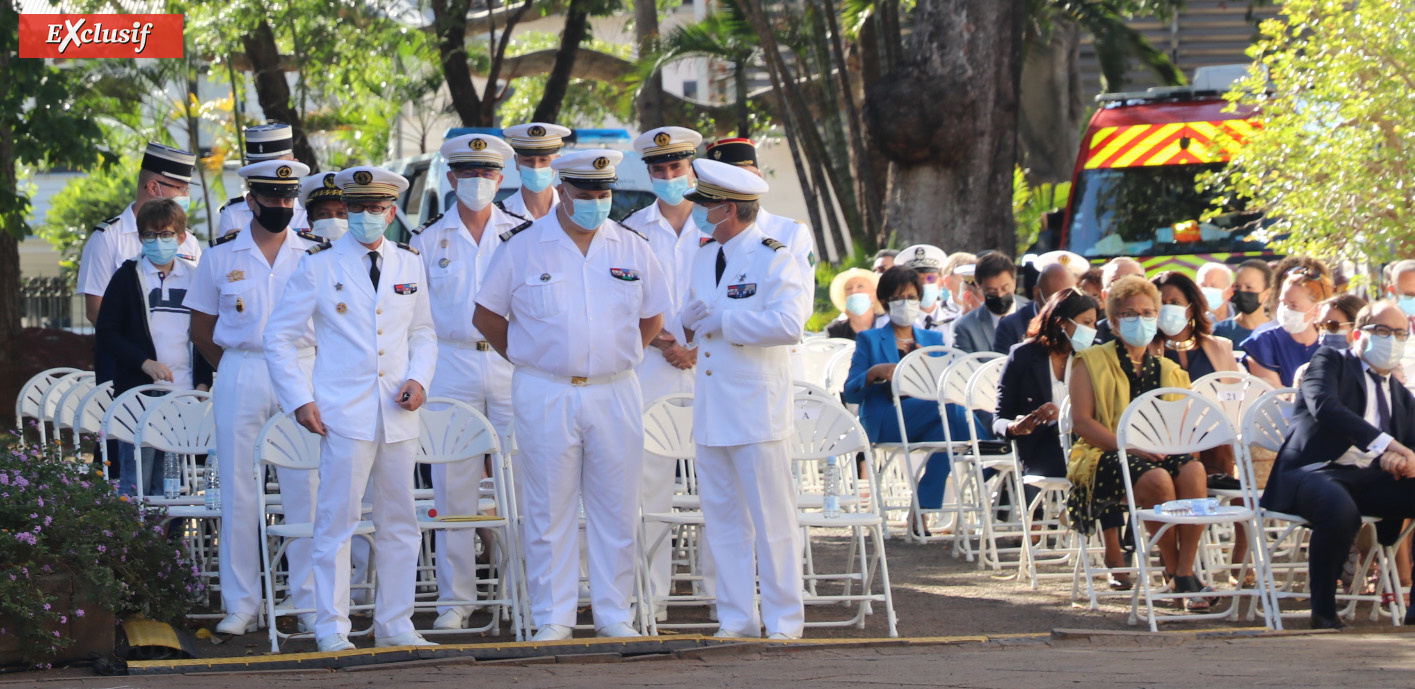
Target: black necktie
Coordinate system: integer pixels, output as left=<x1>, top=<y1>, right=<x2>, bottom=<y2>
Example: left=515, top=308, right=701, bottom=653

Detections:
left=1369, top=370, right=1392, bottom=433
left=924, top=314, right=935, bottom=330
left=715, top=247, right=726, bottom=286
left=368, top=251, right=381, bottom=290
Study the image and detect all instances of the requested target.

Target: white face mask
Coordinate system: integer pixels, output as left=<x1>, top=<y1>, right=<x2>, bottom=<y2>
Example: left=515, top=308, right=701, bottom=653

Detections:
left=456, top=176, right=499, bottom=211
left=887, top=298, right=920, bottom=327
left=1277, top=304, right=1312, bottom=334
left=1361, top=332, right=1405, bottom=371
left=310, top=217, right=347, bottom=241
left=1158, top=304, right=1190, bottom=337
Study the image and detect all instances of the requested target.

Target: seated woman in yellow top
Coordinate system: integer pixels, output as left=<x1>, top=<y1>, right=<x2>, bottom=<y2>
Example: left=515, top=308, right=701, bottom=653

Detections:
left=1067, top=275, right=1214, bottom=608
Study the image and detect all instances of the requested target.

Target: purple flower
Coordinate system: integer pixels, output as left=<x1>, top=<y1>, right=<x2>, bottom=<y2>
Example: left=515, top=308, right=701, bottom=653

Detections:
left=14, top=532, right=36, bottom=545
left=97, top=545, right=106, bottom=553
left=75, top=609, right=84, bottom=618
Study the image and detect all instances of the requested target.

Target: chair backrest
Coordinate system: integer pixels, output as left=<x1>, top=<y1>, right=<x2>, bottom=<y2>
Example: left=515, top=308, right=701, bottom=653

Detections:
left=40, top=371, right=91, bottom=429
left=791, top=393, right=870, bottom=460
left=135, top=390, right=215, bottom=454
left=102, top=384, right=178, bottom=445
left=892, top=345, right=961, bottom=401
left=418, top=397, right=501, bottom=464
left=795, top=338, right=855, bottom=389
left=15, top=367, right=83, bottom=428
left=936, top=350, right=1002, bottom=407
left=643, top=393, right=695, bottom=460
left=822, top=345, right=856, bottom=395
left=72, top=381, right=115, bottom=437
left=1116, top=387, right=1237, bottom=457
left=1057, top=395, right=1074, bottom=455
left=793, top=380, right=833, bottom=399
left=1240, top=387, right=1298, bottom=454
left=51, top=373, right=96, bottom=433
left=1190, top=371, right=1275, bottom=434
left=255, top=413, right=322, bottom=476
left=963, top=356, right=1007, bottom=414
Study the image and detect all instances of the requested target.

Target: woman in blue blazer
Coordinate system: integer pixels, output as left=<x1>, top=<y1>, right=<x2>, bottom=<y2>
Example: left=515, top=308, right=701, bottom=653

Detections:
left=843, top=267, right=990, bottom=528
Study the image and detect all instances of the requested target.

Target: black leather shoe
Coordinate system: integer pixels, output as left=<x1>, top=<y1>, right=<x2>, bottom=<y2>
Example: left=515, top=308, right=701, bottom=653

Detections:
left=1310, top=614, right=1346, bottom=630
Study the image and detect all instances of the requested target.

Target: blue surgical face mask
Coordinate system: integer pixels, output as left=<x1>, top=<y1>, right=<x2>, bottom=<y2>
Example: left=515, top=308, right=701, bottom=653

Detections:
left=844, top=293, right=872, bottom=316
left=1068, top=320, right=1096, bottom=352
left=519, top=165, right=554, bottom=193
left=171, top=195, right=191, bottom=213
left=1201, top=286, right=1225, bottom=312
left=1398, top=295, right=1415, bottom=318
left=692, top=204, right=724, bottom=235
left=651, top=175, right=692, bottom=205
left=567, top=196, right=612, bottom=230
left=1360, top=333, right=1403, bottom=371
left=1318, top=332, right=1349, bottom=350
left=920, top=283, right=942, bottom=309
left=142, top=236, right=180, bottom=266
left=1117, top=315, right=1159, bottom=347
left=1158, top=304, right=1190, bottom=337
left=347, top=210, right=389, bottom=243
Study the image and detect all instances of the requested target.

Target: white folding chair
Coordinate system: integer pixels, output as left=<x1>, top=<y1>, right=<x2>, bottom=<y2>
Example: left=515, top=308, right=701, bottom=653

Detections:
left=793, top=392, right=898, bottom=637
left=414, top=397, right=526, bottom=639
left=50, top=372, right=95, bottom=459
left=1116, top=387, right=1276, bottom=631
left=961, top=356, right=1029, bottom=570
left=70, top=381, right=114, bottom=466
left=99, top=384, right=177, bottom=482
left=795, top=338, right=856, bottom=390
left=1015, top=391, right=1077, bottom=590
left=133, top=389, right=214, bottom=503
left=932, top=351, right=1003, bottom=558
left=871, top=345, right=960, bottom=541
left=255, top=413, right=376, bottom=652
left=36, top=370, right=90, bottom=452
left=823, top=343, right=857, bottom=396
left=14, top=367, right=83, bottom=442
left=640, top=393, right=712, bottom=633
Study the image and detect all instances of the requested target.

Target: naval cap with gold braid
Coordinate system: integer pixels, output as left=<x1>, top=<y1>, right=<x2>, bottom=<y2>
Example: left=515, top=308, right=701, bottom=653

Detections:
left=503, top=122, right=573, bottom=155
left=334, top=165, right=409, bottom=200
left=238, top=159, right=311, bottom=199
left=684, top=158, right=768, bottom=203
left=299, top=171, right=343, bottom=205
left=551, top=149, right=622, bottom=191
left=441, top=133, right=515, bottom=169
left=633, top=126, right=702, bottom=164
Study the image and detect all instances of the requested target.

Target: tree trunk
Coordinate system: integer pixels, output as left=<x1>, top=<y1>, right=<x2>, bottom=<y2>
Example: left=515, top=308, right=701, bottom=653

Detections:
left=1018, top=21, right=1082, bottom=184
left=734, top=62, right=750, bottom=137
left=432, top=0, right=495, bottom=126
left=533, top=0, right=592, bottom=124
left=0, top=45, right=21, bottom=424
left=867, top=0, right=1024, bottom=253
left=634, top=0, right=666, bottom=131
left=241, top=19, right=318, bottom=167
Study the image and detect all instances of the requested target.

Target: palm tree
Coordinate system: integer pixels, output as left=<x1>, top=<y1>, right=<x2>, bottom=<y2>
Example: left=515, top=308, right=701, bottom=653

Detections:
left=654, top=0, right=760, bottom=137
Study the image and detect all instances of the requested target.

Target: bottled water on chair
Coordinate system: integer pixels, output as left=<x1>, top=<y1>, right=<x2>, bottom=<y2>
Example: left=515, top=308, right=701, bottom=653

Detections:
left=163, top=452, right=181, bottom=499
left=823, top=455, right=842, bottom=519
left=204, top=452, right=220, bottom=512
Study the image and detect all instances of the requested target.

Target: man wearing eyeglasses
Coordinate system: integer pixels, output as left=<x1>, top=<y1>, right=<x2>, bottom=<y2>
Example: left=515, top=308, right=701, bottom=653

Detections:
left=1262, top=300, right=1415, bottom=629
left=78, top=142, right=205, bottom=327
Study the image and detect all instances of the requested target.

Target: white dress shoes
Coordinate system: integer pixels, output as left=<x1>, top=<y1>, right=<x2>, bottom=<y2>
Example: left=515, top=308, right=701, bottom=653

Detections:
left=531, top=624, right=574, bottom=642
left=375, top=631, right=438, bottom=647
left=317, top=634, right=355, bottom=652
left=215, top=612, right=258, bottom=635
left=595, top=622, right=641, bottom=638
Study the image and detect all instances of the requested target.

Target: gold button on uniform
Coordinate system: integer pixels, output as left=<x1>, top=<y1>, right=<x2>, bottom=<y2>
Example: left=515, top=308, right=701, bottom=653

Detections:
left=378, top=329, right=383, bottom=335
left=376, top=308, right=383, bottom=315
left=379, top=349, right=385, bottom=355
left=379, top=371, right=385, bottom=377
left=706, top=370, right=712, bottom=376
left=704, top=352, right=711, bottom=358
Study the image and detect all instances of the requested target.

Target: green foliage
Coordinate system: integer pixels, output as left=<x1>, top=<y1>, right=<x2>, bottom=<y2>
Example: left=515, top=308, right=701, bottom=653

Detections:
left=1013, top=166, right=1071, bottom=255
left=500, top=34, right=633, bottom=127
left=37, top=159, right=141, bottom=288
left=808, top=240, right=875, bottom=331
left=1024, top=0, right=1186, bottom=92
left=1209, top=0, right=1415, bottom=263
left=0, top=435, right=203, bottom=665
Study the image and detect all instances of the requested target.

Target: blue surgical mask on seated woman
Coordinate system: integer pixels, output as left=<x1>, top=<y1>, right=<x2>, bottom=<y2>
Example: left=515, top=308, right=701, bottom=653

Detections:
left=1068, top=320, right=1097, bottom=352
left=1318, top=332, right=1349, bottom=350
left=845, top=293, right=872, bottom=317
left=1158, top=304, right=1190, bottom=338
left=1116, top=314, right=1158, bottom=347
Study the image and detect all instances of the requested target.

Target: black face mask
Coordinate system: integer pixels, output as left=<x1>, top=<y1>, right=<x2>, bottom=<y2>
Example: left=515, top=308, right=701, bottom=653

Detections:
left=1230, top=290, right=1262, bottom=315
left=252, top=198, right=294, bottom=233
left=984, top=292, right=1014, bottom=316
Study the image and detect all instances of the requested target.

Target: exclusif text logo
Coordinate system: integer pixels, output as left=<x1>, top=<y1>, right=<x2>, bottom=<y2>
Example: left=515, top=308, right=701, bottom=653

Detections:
left=18, top=14, right=184, bottom=59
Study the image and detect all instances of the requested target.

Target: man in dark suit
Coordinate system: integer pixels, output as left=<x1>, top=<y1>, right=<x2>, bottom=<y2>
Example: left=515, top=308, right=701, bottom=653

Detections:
left=1261, top=300, right=1415, bottom=629
left=993, top=262, right=1075, bottom=354
left=952, top=252, right=1029, bottom=354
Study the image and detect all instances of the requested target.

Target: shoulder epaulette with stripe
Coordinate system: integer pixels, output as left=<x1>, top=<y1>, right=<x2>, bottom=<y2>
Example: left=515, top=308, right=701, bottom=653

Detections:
left=219, top=196, right=244, bottom=211
left=410, top=212, right=442, bottom=235
left=92, top=215, right=120, bottom=233
left=616, top=221, right=648, bottom=242
left=296, top=230, right=326, bottom=244
left=307, top=241, right=332, bottom=255
left=762, top=238, right=786, bottom=251
left=620, top=205, right=647, bottom=223
left=395, top=241, right=419, bottom=255
left=499, top=219, right=534, bottom=242
left=212, top=231, right=240, bottom=247
left=495, top=201, right=528, bottom=222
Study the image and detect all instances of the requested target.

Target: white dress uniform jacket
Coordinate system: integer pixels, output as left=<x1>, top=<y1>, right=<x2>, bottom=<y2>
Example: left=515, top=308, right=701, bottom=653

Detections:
left=689, top=225, right=812, bottom=446
left=78, top=203, right=203, bottom=297
left=755, top=207, right=816, bottom=291
left=264, top=233, right=437, bottom=443
left=412, top=206, right=528, bottom=343
left=215, top=196, right=310, bottom=239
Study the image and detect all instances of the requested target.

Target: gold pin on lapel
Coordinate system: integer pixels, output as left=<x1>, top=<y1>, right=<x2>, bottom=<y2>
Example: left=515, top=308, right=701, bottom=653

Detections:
left=336, top=302, right=347, bottom=314
left=440, top=238, right=449, bottom=248
left=235, top=297, right=245, bottom=313
left=227, top=270, right=245, bottom=282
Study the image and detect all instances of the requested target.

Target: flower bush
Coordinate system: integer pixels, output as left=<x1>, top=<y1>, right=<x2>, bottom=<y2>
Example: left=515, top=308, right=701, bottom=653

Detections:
left=0, top=432, right=203, bottom=663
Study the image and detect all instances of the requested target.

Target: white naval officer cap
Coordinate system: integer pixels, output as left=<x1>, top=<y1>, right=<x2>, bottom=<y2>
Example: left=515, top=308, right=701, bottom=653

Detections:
left=503, top=122, right=573, bottom=155
left=300, top=170, right=343, bottom=205
left=238, top=159, right=311, bottom=199
left=898, top=244, right=947, bottom=272
left=684, top=158, right=768, bottom=203
left=140, top=142, right=198, bottom=184
left=335, top=166, right=409, bottom=200
left=633, top=126, right=702, bottom=164
left=441, top=133, right=516, bottom=170
left=1033, top=249, right=1089, bottom=277
left=245, top=123, right=295, bottom=161
left=551, top=149, right=622, bottom=191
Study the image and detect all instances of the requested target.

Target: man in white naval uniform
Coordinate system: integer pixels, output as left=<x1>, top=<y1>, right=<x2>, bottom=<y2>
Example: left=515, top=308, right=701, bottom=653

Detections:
left=215, top=123, right=310, bottom=239
left=265, top=165, right=438, bottom=652
left=680, top=159, right=811, bottom=640
left=499, top=122, right=571, bottom=220
left=623, top=125, right=703, bottom=621
left=703, top=138, right=816, bottom=292
left=188, top=160, right=323, bottom=637
left=79, top=142, right=204, bottom=327
left=473, top=149, right=669, bottom=641
left=409, top=132, right=528, bottom=631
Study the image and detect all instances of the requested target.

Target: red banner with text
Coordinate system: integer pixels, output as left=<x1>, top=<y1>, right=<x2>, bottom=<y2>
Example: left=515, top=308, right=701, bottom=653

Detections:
left=17, top=14, right=184, bottom=59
